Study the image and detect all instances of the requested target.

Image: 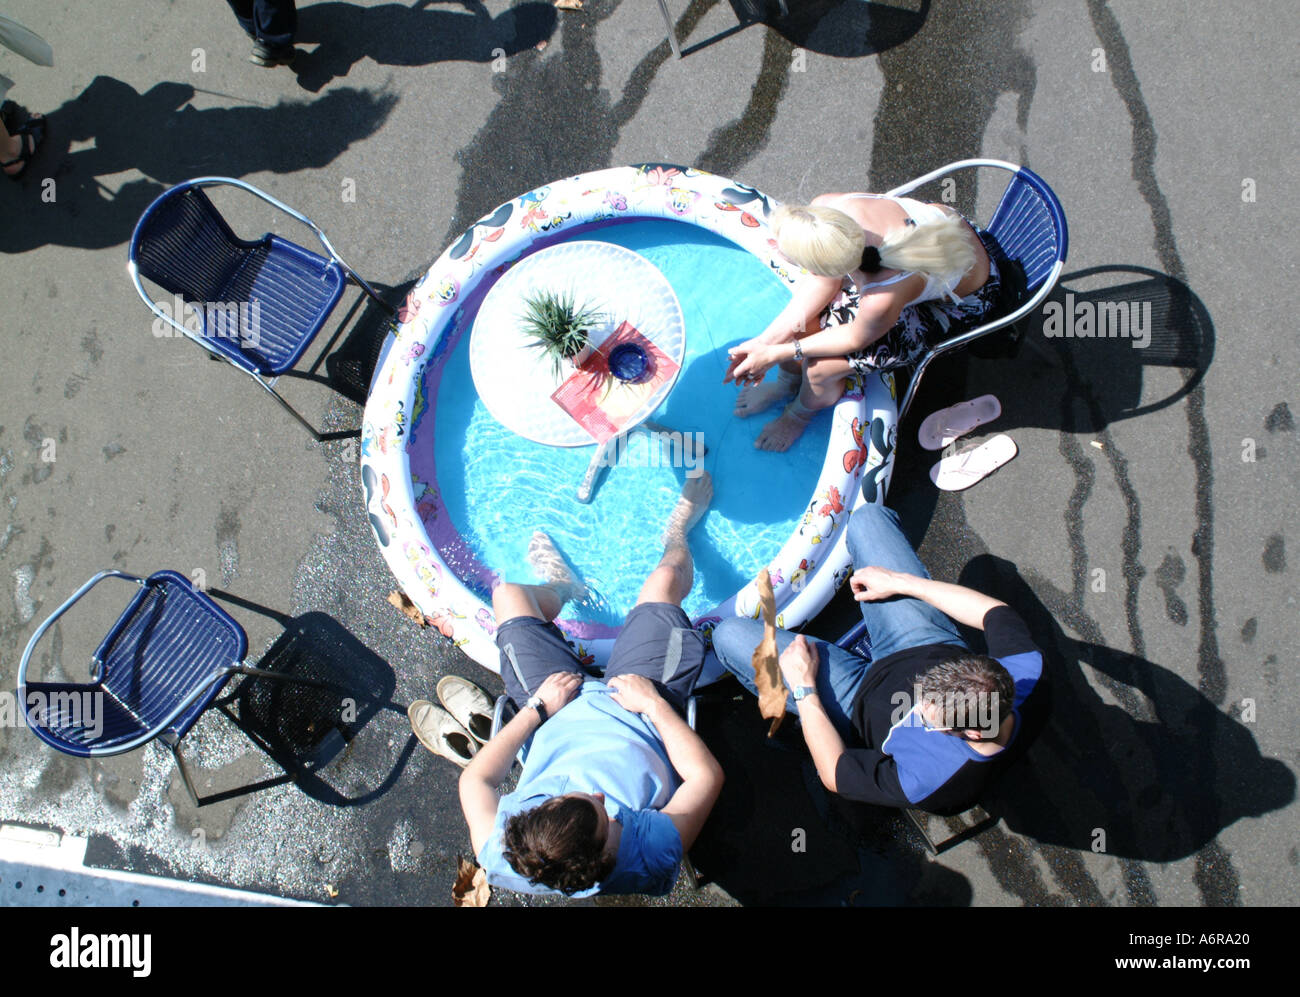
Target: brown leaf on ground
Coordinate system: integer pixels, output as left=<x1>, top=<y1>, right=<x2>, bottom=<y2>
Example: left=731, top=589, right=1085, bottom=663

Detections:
left=453, top=856, right=491, bottom=907
left=555, top=0, right=584, bottom=10
left=387, top=590, right=428, bottom=627
left=751, top=569, right=785, bottom=736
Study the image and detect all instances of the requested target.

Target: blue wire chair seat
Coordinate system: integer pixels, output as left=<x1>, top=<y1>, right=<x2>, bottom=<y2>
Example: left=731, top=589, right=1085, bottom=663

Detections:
left=128, top=177, right=395, bottom=439
left=18, top=570, right=340, bottom=805
left=884, top=160, right=1069, bottom=425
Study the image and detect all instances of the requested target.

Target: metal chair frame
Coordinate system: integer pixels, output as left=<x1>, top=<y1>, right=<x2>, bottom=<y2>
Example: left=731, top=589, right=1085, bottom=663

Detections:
left=883, top=159, right=1069, bottom=425
left=18, top=570, right=342, bottom=806
left=127, top=177, right=396, bottom=441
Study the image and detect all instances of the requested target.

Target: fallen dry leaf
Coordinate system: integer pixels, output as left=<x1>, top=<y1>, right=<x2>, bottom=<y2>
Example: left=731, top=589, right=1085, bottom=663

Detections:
left=387, top=589, right=428, bottom=627
left=555, top=0, right=584, bottom=9
left=453, top=856, right=491, bottom=907
left=751, top=569, right=785, bottom=736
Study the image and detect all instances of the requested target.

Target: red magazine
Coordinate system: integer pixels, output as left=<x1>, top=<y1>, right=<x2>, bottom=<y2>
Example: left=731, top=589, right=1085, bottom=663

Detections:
left=550, top=322, right=680, bottom=443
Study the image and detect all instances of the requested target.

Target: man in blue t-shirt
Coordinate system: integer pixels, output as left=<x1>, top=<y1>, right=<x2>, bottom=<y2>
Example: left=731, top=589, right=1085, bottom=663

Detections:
left=712, top=502, right=1047, bottom=815
left=460, top=474, right=724, bottom=897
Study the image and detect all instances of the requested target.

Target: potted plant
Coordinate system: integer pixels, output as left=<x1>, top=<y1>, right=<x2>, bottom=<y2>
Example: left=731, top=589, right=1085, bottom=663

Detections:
left=519, top=288, right=604, bottom=379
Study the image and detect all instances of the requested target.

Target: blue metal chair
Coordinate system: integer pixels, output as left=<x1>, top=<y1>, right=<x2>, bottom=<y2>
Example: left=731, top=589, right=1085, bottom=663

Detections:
left=127, top=177, right=395, bottom=440
left=884, top=160, right=1069, bottom=425
left=18, top=570, right=338, bottom=806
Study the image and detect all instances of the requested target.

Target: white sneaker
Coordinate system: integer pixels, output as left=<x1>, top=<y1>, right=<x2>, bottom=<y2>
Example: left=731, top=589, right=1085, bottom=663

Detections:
left=436, top=675, right=496, bottom=745
left=408, top=700, right=478, bottom=767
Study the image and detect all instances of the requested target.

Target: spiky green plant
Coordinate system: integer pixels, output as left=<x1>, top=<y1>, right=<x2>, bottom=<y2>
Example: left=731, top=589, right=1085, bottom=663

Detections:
left=519, top=288, right=604, bottom=379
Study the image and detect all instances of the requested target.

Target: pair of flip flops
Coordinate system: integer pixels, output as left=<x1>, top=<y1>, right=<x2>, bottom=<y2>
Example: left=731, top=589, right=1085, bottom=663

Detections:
left=918, top=394, right=1017, bottom=491
left=408, top=675, right=495, bottom=768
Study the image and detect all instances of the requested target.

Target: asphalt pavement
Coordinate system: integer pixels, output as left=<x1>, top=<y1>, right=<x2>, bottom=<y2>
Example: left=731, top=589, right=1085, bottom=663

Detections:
left=0, top=0, right=1295, bottom=906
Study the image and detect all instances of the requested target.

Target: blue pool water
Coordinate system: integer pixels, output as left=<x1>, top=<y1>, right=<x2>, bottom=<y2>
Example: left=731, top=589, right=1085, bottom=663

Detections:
left=434, top=219, right=832, bottom=626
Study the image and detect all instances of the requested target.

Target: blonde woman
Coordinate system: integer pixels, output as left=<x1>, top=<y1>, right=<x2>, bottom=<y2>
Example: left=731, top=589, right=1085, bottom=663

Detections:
left=725, top=192, right=1002, bottom=451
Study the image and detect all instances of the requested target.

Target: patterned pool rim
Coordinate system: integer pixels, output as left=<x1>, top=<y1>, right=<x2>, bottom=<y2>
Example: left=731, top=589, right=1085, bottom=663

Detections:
left=360, top=164, right=899, bottom=673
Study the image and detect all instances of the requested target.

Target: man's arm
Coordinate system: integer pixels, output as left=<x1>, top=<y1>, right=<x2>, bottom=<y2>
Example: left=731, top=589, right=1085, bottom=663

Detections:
left=457, top=671, right=581, bottom=857
left=776, top=635, right=847, bottom=792
left=852, top=566, right=1006, bottom=630
left=608, top=675, right=723, bottom=852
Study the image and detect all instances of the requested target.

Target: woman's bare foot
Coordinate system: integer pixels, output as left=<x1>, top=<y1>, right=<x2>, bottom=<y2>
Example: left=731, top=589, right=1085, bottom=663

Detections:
left=527, top=531, right=587, bottom=603
left=663, top=472, right=713, bottom=547
left=734, top=367, right=800, bottom=418
left=755, top=401, right=815, bottom=452
left=735, top=378, right=796, bottom=418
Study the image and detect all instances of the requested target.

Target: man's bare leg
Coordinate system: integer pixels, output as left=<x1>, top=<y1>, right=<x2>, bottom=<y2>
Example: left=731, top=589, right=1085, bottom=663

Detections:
left=637, top=472, right=714, bottom=606
left=491, top=532, right=587, bottom=623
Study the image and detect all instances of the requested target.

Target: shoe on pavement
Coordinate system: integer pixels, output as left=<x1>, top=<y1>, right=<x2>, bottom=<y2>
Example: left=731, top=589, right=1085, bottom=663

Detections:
left=408, top=700, right=478, bottom=767
left=437, top=675, right=495, bottom=745
left=249, top=41, right=296, bottom=67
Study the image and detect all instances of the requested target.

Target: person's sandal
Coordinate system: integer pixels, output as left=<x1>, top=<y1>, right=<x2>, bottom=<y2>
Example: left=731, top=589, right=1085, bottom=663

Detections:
left=2, top=114, right=46, bottom=181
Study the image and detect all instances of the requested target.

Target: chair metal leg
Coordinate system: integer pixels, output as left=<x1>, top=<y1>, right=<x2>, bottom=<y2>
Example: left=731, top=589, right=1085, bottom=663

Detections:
left=346, top=272, right=398, bottom=318
left=166, top=737, right=202, bottom=809
left=906, top=805, right=998, bottom=855
left=896, top=351, right=936, bottom=427
left=250, top=371, right=326, bottom=441
left=656, top=0, right=682, bottom=59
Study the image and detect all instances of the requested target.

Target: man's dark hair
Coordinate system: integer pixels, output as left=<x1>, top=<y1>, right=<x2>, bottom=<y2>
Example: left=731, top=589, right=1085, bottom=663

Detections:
left=917, top=654, right=1016, bottom=733
left=502, top=796, right=614, bottom=894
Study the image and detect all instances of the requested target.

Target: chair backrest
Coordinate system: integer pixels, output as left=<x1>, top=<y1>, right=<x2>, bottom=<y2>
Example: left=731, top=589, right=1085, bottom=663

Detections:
left=94, top=572, right=248, bottom=740
left=984, top=167, right=1069, bottom=299
left=131, top=185, right=269, bottom=306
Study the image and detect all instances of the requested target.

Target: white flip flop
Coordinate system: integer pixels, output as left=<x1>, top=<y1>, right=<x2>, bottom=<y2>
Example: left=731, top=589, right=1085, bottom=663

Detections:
left=929, top=434, right=1018, bottom=491
left=918, top=394, right=1002, bottom=451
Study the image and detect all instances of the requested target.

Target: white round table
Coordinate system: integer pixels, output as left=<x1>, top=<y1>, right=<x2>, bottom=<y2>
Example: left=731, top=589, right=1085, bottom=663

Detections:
left=469, top=240, right=686, bottom=448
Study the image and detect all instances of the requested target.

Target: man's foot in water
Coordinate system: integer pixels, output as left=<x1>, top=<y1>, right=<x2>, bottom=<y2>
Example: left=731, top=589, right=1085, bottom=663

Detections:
left=527, top=531, right=587, bottom=604
left=663, top=472, right=713, bottom=548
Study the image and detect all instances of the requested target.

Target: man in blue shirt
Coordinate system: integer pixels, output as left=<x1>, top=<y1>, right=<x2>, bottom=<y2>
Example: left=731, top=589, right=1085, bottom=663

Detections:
left=460, top=474, right=724, bottom=896
left=711, top=502, right=1046, bottom=815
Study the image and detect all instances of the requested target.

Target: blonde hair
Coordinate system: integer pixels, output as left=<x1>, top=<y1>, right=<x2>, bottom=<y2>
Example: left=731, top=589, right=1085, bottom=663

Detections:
left=773, top=202, right=976, bottom=280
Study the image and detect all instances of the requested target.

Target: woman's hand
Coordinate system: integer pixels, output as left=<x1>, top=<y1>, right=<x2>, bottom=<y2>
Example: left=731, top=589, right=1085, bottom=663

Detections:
left=725, top=340, right=788, bottom=385
left=607, top=674, right=665, bottom=716
left=535, top=671, right=582, bottom=716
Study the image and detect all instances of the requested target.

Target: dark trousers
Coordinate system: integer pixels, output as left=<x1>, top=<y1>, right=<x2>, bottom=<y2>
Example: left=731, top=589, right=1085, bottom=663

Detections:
left=226, top=0, right=297, bottom=50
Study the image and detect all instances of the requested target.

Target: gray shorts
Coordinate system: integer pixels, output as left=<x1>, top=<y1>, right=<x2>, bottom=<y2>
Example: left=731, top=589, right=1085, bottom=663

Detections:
left=496, top=602, right=706, bottom=714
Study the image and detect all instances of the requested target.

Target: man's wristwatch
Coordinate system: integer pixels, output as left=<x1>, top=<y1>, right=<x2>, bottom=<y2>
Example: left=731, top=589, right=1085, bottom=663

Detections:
left=524, top=694, right=548, bottom=724
left=792, top=685, right=817, bottom=702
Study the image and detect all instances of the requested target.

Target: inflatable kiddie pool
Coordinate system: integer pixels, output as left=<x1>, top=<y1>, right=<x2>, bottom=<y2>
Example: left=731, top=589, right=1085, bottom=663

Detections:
left=362, top=165, right=898, bottom=672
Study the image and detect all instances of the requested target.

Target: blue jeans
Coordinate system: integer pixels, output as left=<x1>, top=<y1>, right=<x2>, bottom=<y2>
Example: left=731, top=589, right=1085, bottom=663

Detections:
left=227, top=0, right=297, bottom=49
left=711, top=504, right=967, bottom=738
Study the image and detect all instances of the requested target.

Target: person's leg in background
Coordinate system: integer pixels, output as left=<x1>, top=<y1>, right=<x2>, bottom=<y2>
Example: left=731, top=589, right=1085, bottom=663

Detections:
left=226, top=0, right=298, bottom=65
